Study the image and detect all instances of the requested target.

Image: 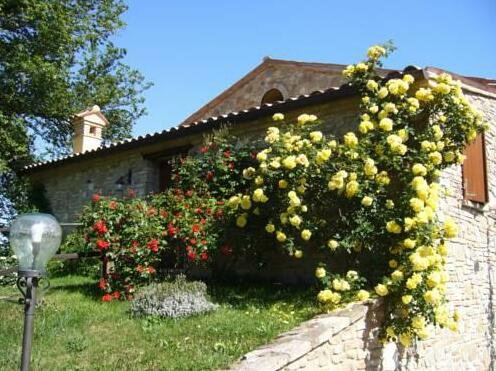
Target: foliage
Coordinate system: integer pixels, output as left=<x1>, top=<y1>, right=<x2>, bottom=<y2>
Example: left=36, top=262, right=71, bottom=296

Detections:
left=231, top=44, right=485, bottom=346
left=131, top=275, right=218, bottom=318
left=0, top=275, right=319, bottom=370
left=79, top=193, right=167, bottom=300
left=0, top=0, right=151, bottom=169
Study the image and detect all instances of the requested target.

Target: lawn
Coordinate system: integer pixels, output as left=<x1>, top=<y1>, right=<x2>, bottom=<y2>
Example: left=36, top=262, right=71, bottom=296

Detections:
left=0, top=274, right=319, bottom=371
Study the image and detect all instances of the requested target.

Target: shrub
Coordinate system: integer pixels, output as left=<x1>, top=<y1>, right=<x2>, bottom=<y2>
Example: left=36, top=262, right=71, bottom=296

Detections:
left=231, top=43, right=485, bottom=345
left=130, top=275, right=218, bottom=318
left=79, top=194, right=168, bottom=300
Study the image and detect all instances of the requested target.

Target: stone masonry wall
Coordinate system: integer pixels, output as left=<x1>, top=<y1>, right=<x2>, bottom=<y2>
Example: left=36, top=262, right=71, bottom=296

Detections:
left=31, top=151, right=159, bottom=223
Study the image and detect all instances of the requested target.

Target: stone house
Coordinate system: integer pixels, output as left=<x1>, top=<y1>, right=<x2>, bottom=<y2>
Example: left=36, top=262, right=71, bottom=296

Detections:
left=22, top=58, right=496, bottom=369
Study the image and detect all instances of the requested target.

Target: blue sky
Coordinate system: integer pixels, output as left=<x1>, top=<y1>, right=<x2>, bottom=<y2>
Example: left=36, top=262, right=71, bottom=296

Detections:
left=117, top=0, right=496, bottom=137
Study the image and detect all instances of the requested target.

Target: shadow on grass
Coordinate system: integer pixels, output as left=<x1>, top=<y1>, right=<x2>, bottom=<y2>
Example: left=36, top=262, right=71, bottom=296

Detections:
left=206, top=281, right=317, bottom=311
left=47, top=279, right=101, bottom=301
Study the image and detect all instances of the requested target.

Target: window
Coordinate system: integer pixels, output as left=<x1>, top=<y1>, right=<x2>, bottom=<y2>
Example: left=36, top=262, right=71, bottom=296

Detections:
left=89, top=126, right=97, bottom=135
left=462, top=133, right=488, bottom=203
left=261, top=88, right=284, bottom=105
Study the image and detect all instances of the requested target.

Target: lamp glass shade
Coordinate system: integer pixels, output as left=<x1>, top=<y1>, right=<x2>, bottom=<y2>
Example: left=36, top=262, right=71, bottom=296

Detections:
left=9, top=213, right=62, bottom=273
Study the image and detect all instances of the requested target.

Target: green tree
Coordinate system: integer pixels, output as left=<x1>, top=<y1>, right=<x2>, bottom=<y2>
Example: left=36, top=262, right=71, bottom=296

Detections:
left=0, top=0, right=151, bottom=170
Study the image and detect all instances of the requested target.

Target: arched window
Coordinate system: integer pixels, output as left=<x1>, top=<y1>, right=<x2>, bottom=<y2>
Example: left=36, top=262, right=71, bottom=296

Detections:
left=261, top=88, right=284, bottom=105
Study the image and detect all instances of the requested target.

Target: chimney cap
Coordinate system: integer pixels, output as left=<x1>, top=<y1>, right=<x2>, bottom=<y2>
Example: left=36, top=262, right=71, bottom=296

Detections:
left=74, top=105, right=108, bottom=125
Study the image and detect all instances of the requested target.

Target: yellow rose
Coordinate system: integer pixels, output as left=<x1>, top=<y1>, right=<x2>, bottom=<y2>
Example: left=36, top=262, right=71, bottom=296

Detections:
left=391, top=270, right=404, bottom=281
left=399, top=333, right=412, bottom=347
left=294, top=250, right=303, bottom=258
left=379, top=118, right=394, bottom=131
left=385, top=199, right=394, bottom=209
left=276, top=231, right=287, bottom=242
left=345, top=180, right=359, bottom=198
left=317, top=289, right=333, bottom=303
left=327, top=239, right=339, bottom=250
left=361, top=196, right=373, bottom=207
left=301, top=229, right=312, bottom=241
left=240, top=195, right=252, bottom=210
left=375, top=284, right=389, bottom=296
left=228, top=195, right=241, bottom=209
left=378, top=87, right=388, bottom=98
left=242, top=167, right=256, bottom=179
left=265, top=224, right=275, bottom=233
left=272, top=113, right=284, bottom=121
left=236, top=214, right=247, bottom=228
left=356, top=290, right=370, bottom=301
left=289, top=215, right=302, bottom=227
left=410, top=197, right=425, bottom=213
left=403, top=238, right=416, bottom=249
left=282, top=156, right=297, bottom=170
left=256, top=152, right=267, bottom=162
left=386, top=221, right=402, bottom=234
left=412, top=163, right=427, bottom=176
left=402, top=295, right=413, bottom=304
left=278, top=179, right=288, bottom=189
left=309, top=131, right=323, bottom=143
left=315, top=267, right=326, bottom=279
left=344, top=132, right=358, bottom=148
left=444, top=218, right=458, bottom=238
left=366, top=80, right=378, bottom=91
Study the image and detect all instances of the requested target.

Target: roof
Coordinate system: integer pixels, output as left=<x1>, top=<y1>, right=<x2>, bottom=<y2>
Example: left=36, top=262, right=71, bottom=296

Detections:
left=23, top=63, right=496, bottom=174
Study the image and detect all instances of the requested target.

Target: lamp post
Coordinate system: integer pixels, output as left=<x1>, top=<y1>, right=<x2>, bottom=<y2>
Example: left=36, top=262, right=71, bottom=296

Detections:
left=10, top=213, right=62, bottom=371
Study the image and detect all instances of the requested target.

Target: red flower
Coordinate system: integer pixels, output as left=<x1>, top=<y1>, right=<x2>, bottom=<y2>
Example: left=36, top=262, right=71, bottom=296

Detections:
left=200, top=146, right=209, bottom=153
left=200, top=251, right=209, bottom=261
left=137, top=265, right=145, bottom=273
left=190, top=238, right=197, bottom=245
left=215, top=209, right=224, bottom=219
left=168, top=224, right=177, bottom=236
left=183, top=203, right=190, bottom=209
left=206, top=208, right=212, bottom=215
left=112, top=291, right=121, bottom=299
left=216, top=201, right=225, bottom=206
left=109, top=200, right=117, bottom=210
left=147, top=266, right=156, bottom=274
left=206, top=171, right=214, bottom=181
left=92, top=194, right=101, bottom=202
left=229, top=162, right=235, bottom=170
left=160, top=209, right=169, bottom=218
left=223, top=150, right=231, bottom=158
left=192, top=224, right=200, bottom=233
left=250, top=151, right=258, bottom=159
left=195, top=208, right=203, bottom=214
left=93, top=220, right=108, bottom=235
left=102, top=294, right=112, bottom=302
left=185, top=190, right=193, bottom=197
left=221, top=245, right=233, bottom=256
left=96, top=240, right=110, bottom=251
left=201, top=239, right=208, bottom=246
left=98, top=278, right=106, bottom=290
left=147, top=239, right=159, bottom=253
left=200, top=218, right=206, bottom=225
left=187, top=251, right=197, bottom=261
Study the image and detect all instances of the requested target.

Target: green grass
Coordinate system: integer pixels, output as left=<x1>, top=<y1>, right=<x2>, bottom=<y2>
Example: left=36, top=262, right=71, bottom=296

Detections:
left=0, top=275, right=319, bottom=371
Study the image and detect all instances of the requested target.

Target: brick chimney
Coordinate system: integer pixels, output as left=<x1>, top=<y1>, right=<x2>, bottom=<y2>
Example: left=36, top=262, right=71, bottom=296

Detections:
left=72, top=105, right=108, bottom=154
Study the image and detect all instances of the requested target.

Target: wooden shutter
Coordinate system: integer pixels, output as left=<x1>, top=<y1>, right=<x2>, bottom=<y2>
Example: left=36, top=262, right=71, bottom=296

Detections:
left=462, top=134, right=488, bottom=203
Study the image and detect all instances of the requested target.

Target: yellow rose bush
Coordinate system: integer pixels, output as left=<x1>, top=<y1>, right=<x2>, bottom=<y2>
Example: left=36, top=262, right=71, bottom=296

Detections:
left=232, top=44, right=486, bottom=346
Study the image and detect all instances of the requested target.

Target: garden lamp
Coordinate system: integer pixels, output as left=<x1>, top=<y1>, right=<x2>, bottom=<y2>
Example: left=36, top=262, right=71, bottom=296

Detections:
left=10, top=213, right=62, bottom=371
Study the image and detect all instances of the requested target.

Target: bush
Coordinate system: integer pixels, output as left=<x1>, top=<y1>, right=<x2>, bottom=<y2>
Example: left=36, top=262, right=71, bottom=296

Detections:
left=130, top=275, right=218, bottom=318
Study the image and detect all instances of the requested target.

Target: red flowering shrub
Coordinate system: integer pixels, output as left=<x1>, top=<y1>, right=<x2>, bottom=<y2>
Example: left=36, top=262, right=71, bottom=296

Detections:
left=80, top=195, right=168, bottom=300
left=78, top=128, right=257, bottom=301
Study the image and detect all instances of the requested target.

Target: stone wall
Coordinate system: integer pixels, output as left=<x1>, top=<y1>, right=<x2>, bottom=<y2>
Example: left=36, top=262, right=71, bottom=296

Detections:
left=30, top=150, right=158, bottom=222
